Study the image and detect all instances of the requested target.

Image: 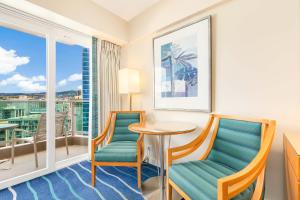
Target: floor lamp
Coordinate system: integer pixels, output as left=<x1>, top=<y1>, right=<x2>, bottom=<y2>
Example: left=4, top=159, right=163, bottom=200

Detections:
left=118, top=68, right=140, bottom=111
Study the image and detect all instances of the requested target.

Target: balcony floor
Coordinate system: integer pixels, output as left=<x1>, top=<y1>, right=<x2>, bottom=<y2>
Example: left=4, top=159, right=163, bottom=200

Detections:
left=0, top=145, right=87, bottom=181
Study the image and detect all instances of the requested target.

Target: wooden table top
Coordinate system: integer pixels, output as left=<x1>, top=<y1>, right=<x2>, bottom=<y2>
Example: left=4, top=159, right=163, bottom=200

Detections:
left=128, top=121, right=197, bottom=136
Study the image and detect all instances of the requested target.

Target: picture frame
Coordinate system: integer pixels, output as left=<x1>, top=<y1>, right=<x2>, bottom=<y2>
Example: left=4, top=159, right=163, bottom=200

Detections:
left=153, top=16, right=212, bottom=112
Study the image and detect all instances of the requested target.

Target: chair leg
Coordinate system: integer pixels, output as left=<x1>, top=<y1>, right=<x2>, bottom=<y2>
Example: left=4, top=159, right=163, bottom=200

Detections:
left=33, top=136, right=38, bottom=168
left=11, top=131, right=15, bottom=165
left=91, top=162, right=95, bottom=186
left=137, top=164, right=142, bottom=189
left=167, top=181, right=172, bottom=200
left=65, top=134, right=69, bottom=155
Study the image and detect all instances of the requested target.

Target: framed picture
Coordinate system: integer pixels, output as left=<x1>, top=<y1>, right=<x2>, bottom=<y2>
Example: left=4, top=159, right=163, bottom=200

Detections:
left=153, top=16, right=211, bottom=112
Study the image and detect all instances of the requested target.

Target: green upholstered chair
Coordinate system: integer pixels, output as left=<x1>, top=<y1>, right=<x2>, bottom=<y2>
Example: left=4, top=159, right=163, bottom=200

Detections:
left=167, top=114, right=276, bottom=200
left=91, top=111, right=145, bottom=188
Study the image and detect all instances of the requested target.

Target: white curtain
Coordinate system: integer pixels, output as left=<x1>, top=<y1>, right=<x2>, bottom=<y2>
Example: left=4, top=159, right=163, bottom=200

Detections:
left=99, top=40, right=121, bottom=131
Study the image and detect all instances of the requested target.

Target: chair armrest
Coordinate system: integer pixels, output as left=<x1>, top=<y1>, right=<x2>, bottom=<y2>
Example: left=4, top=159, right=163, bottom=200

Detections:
left=167, top=115, right=214, bottom=162
left=137, top=133, right=144, bottom=146
left=92, top=131, right=107, bottom=146
left=217, top=120, right=276, bottom=200
left=91, top=113, right=113, bottom=161
left=137, top=133, right=144, bottom=150
left=91, top=130, right=107, bottom=161
left=136, top=133, right=144, bottom=164
left=92, top=112, right=113, bottom=147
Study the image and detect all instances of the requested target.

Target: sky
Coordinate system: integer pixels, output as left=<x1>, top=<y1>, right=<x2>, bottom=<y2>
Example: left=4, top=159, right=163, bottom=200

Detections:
left=0, top=26, right=84, bottom=93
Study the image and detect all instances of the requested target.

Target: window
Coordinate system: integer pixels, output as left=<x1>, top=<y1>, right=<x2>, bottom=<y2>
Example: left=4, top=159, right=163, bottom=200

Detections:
left=0, top=25, right=47, bottom=180
left=55, top=41, right=89, bottom=162
left=0, top=5, right=92, bottom=188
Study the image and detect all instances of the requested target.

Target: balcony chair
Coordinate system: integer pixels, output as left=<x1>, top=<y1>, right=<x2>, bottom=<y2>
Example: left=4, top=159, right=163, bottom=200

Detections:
left=167, top=114, right=276, bottom=200
left=91, top=111, right=145, bottom=188
left=11, top=112, right=70, bottom=168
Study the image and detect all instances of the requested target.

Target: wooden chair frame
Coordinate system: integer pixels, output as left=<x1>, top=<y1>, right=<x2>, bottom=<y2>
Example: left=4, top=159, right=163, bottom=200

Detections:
left=166, top=114, right=276, bottom=200
left=91, top=110, right=145, bottom=188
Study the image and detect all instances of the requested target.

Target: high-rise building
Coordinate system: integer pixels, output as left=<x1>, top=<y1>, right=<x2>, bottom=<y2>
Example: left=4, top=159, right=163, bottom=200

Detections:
left=82, top=48, right=89, bottom=134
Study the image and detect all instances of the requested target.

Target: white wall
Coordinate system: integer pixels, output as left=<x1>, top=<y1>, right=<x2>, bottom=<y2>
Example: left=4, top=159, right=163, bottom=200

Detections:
left=122, top=0, right=300, bottom=199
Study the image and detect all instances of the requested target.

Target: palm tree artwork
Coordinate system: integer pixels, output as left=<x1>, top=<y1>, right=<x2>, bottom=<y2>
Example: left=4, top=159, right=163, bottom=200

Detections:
left=161, top=42, right=198, bottom=97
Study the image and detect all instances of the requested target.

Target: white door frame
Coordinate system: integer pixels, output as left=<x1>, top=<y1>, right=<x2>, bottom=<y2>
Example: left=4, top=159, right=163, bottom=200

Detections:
left=0, top=4, right=92, bottom=189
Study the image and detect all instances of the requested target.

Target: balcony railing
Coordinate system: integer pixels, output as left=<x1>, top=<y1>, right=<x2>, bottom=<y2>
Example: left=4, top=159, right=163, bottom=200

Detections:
left=0, top=99, right=89, bottom=148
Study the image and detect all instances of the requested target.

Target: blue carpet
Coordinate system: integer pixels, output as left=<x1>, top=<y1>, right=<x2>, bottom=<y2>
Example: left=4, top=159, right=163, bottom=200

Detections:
left=0, top=161, right=160, bottom=200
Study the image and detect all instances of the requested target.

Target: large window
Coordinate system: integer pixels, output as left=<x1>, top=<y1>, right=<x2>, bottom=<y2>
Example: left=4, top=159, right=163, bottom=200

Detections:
left=0, top=26, right=47, bottom=180
left=0, top=6, right=92, bottom=188
left=55, top=41, right=89, bottom=162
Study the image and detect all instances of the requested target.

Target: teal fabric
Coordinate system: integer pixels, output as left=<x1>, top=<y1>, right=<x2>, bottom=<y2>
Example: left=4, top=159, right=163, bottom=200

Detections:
left=94, top=141, right=137, bottom=162
left=207, top=119, right=261, bottom=171
left=169, top=160, right=255, bottom=200
left=91, top=37, right=99, bottom=139
left=94, top=113, right=140, bottom=162
left=111, top=113, right=140, bottom=142
left=169, top=119, right=262, bottom=199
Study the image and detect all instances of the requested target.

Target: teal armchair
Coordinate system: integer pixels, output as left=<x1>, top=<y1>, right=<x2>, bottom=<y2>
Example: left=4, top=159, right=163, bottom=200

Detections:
left=167, top=114, right=276, bottom=200
left=91, top=111, right=145, bottom=188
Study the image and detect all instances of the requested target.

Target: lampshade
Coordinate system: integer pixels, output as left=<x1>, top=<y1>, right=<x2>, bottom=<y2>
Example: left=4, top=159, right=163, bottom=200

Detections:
left=118, top=68, right=140, bottom=94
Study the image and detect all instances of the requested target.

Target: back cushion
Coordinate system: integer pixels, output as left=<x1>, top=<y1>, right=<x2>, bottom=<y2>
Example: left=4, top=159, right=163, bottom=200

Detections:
left=111, top=113, right=140, bottom=142
left=207, top=118, right=261, bottom=171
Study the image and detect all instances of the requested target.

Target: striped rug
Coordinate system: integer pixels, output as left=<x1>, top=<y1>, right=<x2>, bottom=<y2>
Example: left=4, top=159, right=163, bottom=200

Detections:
left=0, top=161, right=159, bottom=200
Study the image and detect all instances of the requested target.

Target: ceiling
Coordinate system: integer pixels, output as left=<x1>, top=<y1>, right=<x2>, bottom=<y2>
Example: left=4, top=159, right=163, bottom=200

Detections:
left=91, top=0, right=161, bottom=21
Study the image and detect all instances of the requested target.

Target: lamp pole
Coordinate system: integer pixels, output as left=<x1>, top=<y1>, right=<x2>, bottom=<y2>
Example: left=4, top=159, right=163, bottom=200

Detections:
left=128, top=93, right=132, bottom=111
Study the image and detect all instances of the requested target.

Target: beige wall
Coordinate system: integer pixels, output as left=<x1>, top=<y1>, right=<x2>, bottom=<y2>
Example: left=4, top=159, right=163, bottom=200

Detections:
left=122, top=0, right=300, bottom=199
left=26, top=0, right=128, bottom=44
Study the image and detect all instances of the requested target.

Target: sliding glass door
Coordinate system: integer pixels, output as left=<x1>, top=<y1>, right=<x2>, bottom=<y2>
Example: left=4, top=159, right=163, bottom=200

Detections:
left=55, top=40, right=90, bottom=163
left=0, top=25, right=48, bottom=181
left=0, top=6, right=92, bottom=188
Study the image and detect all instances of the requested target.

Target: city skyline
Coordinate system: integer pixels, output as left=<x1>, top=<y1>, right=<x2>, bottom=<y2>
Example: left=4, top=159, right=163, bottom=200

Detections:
left=0, top=26, right=83, bottom=94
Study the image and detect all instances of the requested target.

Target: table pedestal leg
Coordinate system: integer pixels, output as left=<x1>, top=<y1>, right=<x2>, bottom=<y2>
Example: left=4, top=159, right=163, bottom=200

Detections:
left=159, top=135, right=165, bottom=200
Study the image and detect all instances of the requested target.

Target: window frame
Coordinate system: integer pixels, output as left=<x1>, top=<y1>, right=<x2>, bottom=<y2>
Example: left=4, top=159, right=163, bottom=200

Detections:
left=0, top=4, right=93, bottom=189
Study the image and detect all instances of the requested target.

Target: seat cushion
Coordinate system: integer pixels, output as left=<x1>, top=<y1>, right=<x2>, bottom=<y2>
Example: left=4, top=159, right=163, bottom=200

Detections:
left=94, top=141, right=137, bottom=162
left=169, top=160, right=255, bottom=200
left=111, top=113, right=140, bottom=142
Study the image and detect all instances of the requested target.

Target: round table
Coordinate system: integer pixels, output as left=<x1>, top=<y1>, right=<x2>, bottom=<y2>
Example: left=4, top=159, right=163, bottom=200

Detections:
left=129, top=121, right=197, bottom=200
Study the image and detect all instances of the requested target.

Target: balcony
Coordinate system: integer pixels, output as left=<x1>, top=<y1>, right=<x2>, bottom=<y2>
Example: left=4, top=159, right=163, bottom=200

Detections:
left=0, top=100, right=88, bottom=181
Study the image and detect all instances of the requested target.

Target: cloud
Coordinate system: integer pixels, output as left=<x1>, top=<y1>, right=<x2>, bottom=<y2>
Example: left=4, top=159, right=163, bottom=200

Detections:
left=0, top=73, right=46, bottom=92
left=31, top=75, right=46, bottom=82
left=58, top=79, right=67, bottom=86
left=57, top=73, right=82, bottom=88
left=77, top=85, right=82, bottom=90
left=0, top=46, right=30, bottom=74
left=0, top=74, right=27, bottom=86
left=18, top=80, right=46, bottom=92
left=68, top=73, right=82, bottom=82
left=0, top=74, right=46, bottom=86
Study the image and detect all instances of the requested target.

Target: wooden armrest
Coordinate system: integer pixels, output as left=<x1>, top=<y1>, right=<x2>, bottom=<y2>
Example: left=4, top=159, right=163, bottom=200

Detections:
left=137, top=133, right=144, bottom=146
left=217, top=120, right=276, bottom=200
left=137, top=133, right=144, bottom=162
left=92, top=132, right=107, bottom=146
left=137, top=133, right=144, bottom=151
left=137, top=133, right=144, bottom=149
left=168, top=115, right=214, bottom=161
left=92, top=112, right=113, bottom=146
